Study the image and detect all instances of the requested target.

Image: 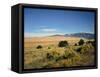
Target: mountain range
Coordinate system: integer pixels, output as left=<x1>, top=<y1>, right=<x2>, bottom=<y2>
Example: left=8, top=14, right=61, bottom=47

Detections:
left=50, top=33, right=94, bottom=39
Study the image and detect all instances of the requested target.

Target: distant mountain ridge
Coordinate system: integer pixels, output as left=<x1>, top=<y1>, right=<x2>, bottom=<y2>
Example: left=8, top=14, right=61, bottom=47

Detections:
left=50, top=33, right=94, bottom=39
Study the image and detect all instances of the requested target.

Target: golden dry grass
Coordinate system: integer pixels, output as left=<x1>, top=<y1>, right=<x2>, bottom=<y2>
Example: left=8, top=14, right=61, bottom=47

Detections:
left=24, top=36, right=95, bottom=69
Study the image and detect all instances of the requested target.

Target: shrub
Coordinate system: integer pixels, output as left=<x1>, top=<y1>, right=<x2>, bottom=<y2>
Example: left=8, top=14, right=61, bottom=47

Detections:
left=48, top=47, right=51, bottom=49
left=52, top=51, right=62, bottom=61
left=74, top=43, right=77, bottom=46
left=78, top=39, right=84, bottom=45
left=36, top=45, right=42, bottom=49
left=55, top=56, right=62, bottom=61
left=46, top=51, right=62, bottom=61
left=76, top=47, right=82, bottom=53
left=63, top=49, right=75, bottom=59
left=81, top=45, right=93, bottom=54
left=76, top=44, right=93, bottom=55
left=71, top=55, right=81, bottom=63
left=91, top=41, right=95, bottom=47
left=46, top=53, right=53, bottom=60
left=58, top=40, right=68, bottom=47
left=63, top=53, right=75, bottom=59
left=86, top=40, right=92, bottom=43
left=86, top=40, right=95, bottom=47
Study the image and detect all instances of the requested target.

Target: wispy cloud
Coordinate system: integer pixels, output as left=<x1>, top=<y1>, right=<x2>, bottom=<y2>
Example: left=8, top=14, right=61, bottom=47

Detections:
left=24, top=32, right=64, bottom=37
left=41, top=28, right=57, bottom=32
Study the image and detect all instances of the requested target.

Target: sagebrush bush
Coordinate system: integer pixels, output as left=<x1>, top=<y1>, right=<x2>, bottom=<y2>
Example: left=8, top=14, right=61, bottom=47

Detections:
left=80, top=44, right=94, bottom=54
left=78, top=39, right=84, bottom=45
left=71, top=54, right=81, bottom=63
left=86, top=40, right=95, bottom=47
left=46, top=51, right=63, bottom=61
left=74, top=43, right=77, bottom=46
left=76, top=47, right=82, bottom=53
left=63, top=47, right=75, bottom=59
left=48, top=47, right=51, bottom=49
left=52, top=51, right=61, bottom=61
left=58, top=40, right=68, bottom=47
left=36, top=45, right=42, bottom=49
left=46, top=53, right=53, bottom=60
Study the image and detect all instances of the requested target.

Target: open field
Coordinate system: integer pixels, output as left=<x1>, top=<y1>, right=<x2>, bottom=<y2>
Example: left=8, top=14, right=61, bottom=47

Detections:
left=24, top=36, right=95, bottom=69
left=24, top=36, right=88, bottom=47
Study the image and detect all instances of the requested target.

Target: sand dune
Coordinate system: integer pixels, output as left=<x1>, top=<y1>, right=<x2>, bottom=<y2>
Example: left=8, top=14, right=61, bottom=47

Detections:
left=24, top=36, right=87, bottom=48
left=25, top=36, right=82, bottom=42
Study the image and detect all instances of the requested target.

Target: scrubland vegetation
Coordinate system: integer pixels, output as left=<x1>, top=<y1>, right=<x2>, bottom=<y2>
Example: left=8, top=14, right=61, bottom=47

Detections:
left=24, top=37, right=95, bottom=69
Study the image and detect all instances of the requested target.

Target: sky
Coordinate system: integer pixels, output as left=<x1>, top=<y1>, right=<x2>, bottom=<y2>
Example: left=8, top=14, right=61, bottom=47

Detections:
left=24, top=8, right=95, bottom=37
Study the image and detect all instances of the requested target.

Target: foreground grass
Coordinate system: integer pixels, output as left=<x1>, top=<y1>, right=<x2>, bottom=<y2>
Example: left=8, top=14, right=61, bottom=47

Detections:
left=24, top=42, right=95, bottom=69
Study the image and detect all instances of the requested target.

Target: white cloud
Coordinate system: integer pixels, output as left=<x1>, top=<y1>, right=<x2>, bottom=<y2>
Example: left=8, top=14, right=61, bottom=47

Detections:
left=42, top=28, right=57, bottom=32
left=24, top=28, right=60, bottom=37
left=24, top=32, right=64, bottom=37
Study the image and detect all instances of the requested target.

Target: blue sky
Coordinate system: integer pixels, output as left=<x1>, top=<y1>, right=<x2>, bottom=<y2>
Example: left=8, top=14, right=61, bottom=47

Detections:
left=24, top=8, right=95, bottom=37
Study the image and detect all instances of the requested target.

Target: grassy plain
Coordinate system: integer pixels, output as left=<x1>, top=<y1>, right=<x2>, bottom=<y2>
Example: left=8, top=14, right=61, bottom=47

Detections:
left=24, top=36, right=95, bottom=69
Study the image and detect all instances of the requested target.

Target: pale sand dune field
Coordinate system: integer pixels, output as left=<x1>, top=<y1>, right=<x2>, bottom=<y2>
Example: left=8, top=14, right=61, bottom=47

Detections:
left=24, top=36, right=87, bottom=48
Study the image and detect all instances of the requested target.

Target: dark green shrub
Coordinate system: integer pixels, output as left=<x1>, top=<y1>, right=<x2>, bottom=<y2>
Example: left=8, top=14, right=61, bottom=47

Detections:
left=58, top=40, right=68, bottom=47
left=78, top=39, right=84, bottom=45
left=55, top=56, right=62, bottom=61
left=48, top=47, right=51, bottom=49
left=86, top=40, right=95, bottom=47
left=86, top=40, right=92, bottom=43
left=91, top=41, right=95, bottom=46
left=36, top=45, right=42, bottom=49
left=46, top=53, right=53, bottom=60
left=76, top=47, right=82, bottom=53
left=46, top=52, right=62, bottom=61
left=76, top=44, right=93, bottom=54
left=74, top=43, right=77, bottom=46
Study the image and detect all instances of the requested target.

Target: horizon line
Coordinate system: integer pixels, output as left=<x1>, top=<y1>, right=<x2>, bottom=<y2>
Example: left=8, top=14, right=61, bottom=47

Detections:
left=24, top=32, right=94, bottom=38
